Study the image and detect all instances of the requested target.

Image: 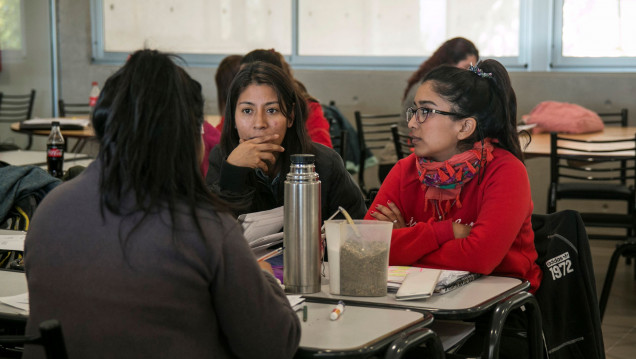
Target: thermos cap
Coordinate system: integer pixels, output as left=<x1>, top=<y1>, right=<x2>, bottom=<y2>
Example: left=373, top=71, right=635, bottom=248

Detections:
left=290, top=154, right=315, bottom=164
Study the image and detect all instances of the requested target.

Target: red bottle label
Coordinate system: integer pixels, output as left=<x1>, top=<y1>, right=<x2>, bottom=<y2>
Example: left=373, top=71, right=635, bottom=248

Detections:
left=89, top=96, right=98, bottom=107
left=47, top=148, right=63, bottom=158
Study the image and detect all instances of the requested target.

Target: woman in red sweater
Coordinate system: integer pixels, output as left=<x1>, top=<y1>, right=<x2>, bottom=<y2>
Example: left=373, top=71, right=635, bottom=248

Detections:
left=367, top=59, right=541, bottom=291
left=366, top=59, right=541, bottom=357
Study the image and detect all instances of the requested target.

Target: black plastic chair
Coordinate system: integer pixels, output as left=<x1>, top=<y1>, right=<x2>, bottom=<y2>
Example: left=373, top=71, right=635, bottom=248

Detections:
left=0, top=90, right=36, bottom=149
left=384, top=327, right=445, bottom=359
left=598, top=237, right=636, bottom=320
left=331, top=129, right=348, bottom=163
left=547, top=132, right=636, bottom=240
left=597, top=108, right=628, bottom=127
left=391, top=124, right=413, bottom=160
left=58, top=99, right=90, bottom=118
left=354, top=111, right=401, bottom=197
left=0, top=319, right=68, bottom=359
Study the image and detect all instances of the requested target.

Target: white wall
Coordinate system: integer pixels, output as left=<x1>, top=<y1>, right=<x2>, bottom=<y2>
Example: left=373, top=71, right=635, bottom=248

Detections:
left=0, top=0, right=53, bottom=149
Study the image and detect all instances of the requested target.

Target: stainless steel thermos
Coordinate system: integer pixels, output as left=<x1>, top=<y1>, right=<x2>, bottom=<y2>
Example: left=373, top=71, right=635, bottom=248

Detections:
left=283, top=154, right=322, bottom=294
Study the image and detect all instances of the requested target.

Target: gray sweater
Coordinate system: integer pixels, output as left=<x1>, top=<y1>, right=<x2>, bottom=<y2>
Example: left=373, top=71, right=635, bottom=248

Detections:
left=24, top=160, right=300, bottom=358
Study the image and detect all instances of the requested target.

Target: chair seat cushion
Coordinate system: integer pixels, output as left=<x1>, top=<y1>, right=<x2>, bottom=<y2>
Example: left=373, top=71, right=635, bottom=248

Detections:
left=556, top=183, right=634, bottom=200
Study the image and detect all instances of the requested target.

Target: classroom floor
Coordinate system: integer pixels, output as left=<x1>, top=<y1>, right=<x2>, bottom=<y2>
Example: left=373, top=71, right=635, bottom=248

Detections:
left=590, top=240, right=636, bottom=358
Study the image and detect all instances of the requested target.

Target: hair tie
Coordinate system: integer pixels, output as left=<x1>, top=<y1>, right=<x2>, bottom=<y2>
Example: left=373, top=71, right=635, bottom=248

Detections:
left=469, top=63, right=493, bottom=79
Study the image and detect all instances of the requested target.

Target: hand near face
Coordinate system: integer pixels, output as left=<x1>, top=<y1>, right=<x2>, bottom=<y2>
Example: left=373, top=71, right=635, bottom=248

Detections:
left=227, top=134, right=285, bottom=172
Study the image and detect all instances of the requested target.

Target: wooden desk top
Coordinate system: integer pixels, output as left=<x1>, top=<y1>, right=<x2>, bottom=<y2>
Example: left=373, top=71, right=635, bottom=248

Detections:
left=11, top=121, right=95, bottom=138
left=523, top=126, right=636, bottom=157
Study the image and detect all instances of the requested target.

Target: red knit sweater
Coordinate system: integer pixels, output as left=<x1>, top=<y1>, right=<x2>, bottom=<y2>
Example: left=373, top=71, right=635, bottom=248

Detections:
left=365, top=147, right=542, bottom=292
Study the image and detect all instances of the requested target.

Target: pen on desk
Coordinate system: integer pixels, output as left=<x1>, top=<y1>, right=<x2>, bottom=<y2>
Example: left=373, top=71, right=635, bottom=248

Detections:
left=303, top=305, right=308, bottom=322
left=257, top=247, right=284, bottom=262
left=330, top=300, right=345, bottom=321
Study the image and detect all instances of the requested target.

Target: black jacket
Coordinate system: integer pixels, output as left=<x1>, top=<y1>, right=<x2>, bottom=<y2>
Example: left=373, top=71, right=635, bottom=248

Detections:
left=206, top=143, right=367, bottom=222
left=532, top=210, right=605, bottom=359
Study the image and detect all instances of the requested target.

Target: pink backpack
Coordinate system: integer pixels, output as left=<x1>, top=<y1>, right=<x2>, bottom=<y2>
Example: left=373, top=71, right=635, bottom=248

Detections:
left=522, top=101, right=604, bottom=134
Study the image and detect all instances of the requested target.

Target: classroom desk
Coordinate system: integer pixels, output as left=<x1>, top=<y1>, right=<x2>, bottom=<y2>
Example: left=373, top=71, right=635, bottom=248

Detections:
left=0, top=150, right=92, bottom=167
left=303, top=275, right=529, bottom=320
left=523, top=126, right=636, bottom=157
left=10, top=120, right=95, bottom=152
left=296, top=302, right=433, bottom=358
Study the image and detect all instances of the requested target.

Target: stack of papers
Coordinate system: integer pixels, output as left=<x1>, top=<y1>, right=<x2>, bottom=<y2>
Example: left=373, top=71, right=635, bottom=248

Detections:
left=388, top=266, right=481, bottom=295
left=238, top=206, right=284, bottom=250
left=0, top=233, right=26, bottom=251
left=286, top=295, right=305, bottom=311
left=0, top=292, right=29, bottom=313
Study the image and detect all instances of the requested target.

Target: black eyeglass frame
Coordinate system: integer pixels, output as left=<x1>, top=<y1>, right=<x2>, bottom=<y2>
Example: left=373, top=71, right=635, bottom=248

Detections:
left=406, top=106, right=467, bottom=124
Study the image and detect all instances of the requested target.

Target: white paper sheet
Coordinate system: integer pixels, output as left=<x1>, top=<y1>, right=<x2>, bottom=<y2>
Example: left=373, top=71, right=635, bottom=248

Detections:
left=0, top=292, right=29, bottom=313
left=0, top=234, right=26, bottom=251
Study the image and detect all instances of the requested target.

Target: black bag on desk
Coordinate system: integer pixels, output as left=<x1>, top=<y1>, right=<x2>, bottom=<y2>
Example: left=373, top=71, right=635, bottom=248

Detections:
left=532, top=210, right=605, bottom=359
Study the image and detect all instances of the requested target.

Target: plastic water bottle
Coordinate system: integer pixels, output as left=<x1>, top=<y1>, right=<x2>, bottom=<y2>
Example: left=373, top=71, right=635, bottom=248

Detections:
left=47, top=121, right=65, bottom=178
left=283, top=154, right=322, bottom=294
left=89, top=81, right=100, bottom=108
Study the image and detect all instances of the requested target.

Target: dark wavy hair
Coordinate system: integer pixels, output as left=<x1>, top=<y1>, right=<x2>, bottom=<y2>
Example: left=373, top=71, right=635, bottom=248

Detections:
left=403, top=37, right=479, bottom=102
left=215, top=55, right=243, bottom=116
left=92, top=49, right=227, bottom=245
left=422, top=59, right=524, bottom=162
left=220, top=61, right=312, bottom=176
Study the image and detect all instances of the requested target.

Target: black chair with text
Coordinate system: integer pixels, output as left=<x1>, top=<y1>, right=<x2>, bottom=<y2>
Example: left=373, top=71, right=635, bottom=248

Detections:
left=354, top=111, right=401, bottom=200
left=0, top=90, right=36, bottom=150
left=0, top=319, right=68, bottom=359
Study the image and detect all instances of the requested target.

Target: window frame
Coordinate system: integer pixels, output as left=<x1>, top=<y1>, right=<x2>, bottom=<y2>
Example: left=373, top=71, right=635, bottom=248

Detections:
left=1, top=0, right=27, bottom=61
left=550, top=0, right=636, bottom=71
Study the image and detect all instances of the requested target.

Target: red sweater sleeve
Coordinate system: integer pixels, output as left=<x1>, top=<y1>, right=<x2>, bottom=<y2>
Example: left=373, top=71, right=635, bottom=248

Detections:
left=306, top=101, right=333, bottom=148
left=363, top=158, right=455, bottom=265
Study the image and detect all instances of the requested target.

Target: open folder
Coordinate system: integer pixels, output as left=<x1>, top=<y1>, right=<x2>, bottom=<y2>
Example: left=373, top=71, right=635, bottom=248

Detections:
left=238, top=206, right=284, bottom=250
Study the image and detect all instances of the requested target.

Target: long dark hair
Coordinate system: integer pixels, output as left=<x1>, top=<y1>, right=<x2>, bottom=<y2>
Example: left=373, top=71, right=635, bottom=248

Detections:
left=422, top=59, right=523, bottom=162
left=220, top=61, right=312, bottom=176
left=215, top=55, right=243, bottom=116
left=92, top=49, right=227, bottom=244
left=403, top=37, right=479, bottom=102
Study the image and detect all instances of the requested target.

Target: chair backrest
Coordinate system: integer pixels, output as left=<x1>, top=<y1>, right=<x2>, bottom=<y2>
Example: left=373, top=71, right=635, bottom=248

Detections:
left=549, top=132, right=636, bottom=187
left=58, top=99, right=91, bottom=118
left=354, top=111, right=401, bottom=195
left=597, top=108, right=628, bottom=127
left=0, top=319, right=68, bottom=359
left=531, top=210, right=605, bottom=359
left=330, top=129, right=348, bottom=162
left=322, top=101, right=360, bottom=171
left=0, top=90, right=36, bottom=123
left=391, top=124, right=413, bottom=160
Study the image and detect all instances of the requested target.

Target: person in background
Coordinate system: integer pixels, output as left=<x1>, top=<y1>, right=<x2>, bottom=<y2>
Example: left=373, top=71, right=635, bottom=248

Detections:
left=241, top=49, right=333, bottom=148
left=214, top=54, right=243, bottom=132
left=207, top=61, right=366, bottom=222
left=199, top=55, right=243, bottom=177
left=401, top=37, right=479, bottom=119
left=367, top=60, right=540, bottom=358
left=24, top=50, right=300, bottom=359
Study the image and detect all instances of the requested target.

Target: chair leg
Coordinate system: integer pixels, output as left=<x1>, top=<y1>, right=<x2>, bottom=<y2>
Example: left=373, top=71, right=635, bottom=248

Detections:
left=599, top=238, right=636, bottom=321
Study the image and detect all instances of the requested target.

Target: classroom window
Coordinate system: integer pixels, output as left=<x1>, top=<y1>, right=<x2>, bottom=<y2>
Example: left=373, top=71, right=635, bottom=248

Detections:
left=99, top=0, right=291, bottom=55
left=298, top=0, right=520, bottom=58
left=553, top=0, right=636, bottom=68
left=0, top=0, right=24, bottom=51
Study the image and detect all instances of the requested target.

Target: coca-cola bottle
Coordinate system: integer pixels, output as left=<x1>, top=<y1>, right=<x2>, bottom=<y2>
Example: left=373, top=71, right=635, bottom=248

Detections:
left=89, top=81, right=100, bottom=108
left=47, top=121, right=65, bottom=178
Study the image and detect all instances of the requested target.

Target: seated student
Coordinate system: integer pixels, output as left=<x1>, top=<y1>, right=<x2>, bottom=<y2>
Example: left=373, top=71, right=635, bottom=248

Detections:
left=206, top=61, right=366, bottom=222
left=214, top=54, right=243, bottom=132
left=241, top=49, right=333, bottom=148
left=24, top=50, right=300, bottom=359
left=366, top=59, right=542, bottom=358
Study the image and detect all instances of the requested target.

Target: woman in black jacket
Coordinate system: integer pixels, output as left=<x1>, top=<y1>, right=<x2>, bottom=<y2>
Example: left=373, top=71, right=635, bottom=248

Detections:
left=206, top=61, right=366, bottom=222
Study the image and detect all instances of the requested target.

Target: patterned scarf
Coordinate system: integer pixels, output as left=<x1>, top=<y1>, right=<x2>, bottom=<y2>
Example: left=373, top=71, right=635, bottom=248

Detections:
left=415, top=139, right=494, bottom=219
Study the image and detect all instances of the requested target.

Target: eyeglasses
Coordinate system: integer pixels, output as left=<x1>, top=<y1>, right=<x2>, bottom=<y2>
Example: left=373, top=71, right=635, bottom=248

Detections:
left=406, top=106, right=466, bottom=124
